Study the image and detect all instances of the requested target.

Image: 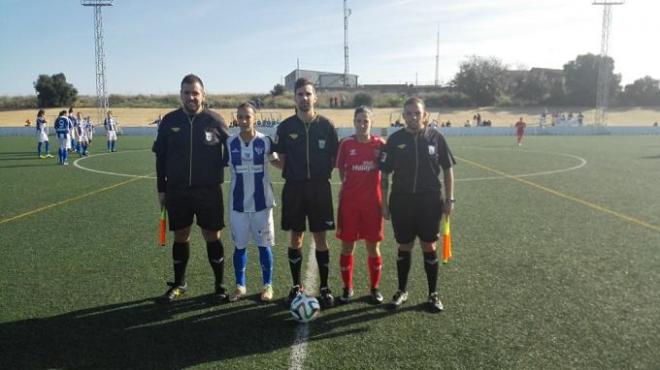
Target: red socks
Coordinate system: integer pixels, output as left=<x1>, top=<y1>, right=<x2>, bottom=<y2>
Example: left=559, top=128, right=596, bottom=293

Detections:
left=340, top=254, right=354, bottom=289
left=340, top=254, right=383, bottom=289
left=368, top=256, right=383, bottom=289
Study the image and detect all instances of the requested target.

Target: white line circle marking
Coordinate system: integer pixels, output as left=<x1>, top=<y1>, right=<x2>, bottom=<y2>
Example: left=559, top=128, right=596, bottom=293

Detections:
left=73, top=147, right=587, bottom=182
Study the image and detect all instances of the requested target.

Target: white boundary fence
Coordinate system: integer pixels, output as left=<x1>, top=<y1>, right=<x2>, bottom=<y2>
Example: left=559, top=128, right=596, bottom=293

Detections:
left=3, top=125, right=660, bottom=137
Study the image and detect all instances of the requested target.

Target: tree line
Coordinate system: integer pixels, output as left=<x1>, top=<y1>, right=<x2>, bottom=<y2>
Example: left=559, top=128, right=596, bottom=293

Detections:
left=2, top=53, right=659, bottom=110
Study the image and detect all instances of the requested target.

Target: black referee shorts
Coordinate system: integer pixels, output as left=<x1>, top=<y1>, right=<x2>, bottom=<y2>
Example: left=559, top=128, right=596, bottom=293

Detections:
left=281, top=180, right=335, bottom=232
left=166, top=186, right=225, bottom=231
left=389, top=192, right=443, bottom=244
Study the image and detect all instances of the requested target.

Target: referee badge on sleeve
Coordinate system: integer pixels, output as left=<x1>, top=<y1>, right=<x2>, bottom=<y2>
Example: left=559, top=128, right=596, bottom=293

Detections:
left=380, top=151, right=387, bottom=162
left=318, top=139, right=326, bottom=149
left=428, top=145, right=436, bottom=155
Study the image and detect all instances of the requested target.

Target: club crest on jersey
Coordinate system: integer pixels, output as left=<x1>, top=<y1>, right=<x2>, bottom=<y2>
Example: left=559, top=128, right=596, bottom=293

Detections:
left=289, top=133, right=298, bottom=140
left=349, top=148, right=357, bottom=156
left=428, top=145, right=436, bottom=155
left=171, top=127, right=180, bottom=132
left=397, top=144, right=406, bottom=149
left=255, top=147, right=265, bottom=155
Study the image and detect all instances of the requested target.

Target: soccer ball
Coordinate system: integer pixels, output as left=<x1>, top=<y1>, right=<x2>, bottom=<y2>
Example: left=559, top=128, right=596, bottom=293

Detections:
left=290, top=294, right=321, bottom=323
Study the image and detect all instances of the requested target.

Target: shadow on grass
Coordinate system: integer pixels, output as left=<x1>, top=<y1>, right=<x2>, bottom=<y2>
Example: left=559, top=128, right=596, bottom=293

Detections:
left=1, top=293, right=406, bottom=369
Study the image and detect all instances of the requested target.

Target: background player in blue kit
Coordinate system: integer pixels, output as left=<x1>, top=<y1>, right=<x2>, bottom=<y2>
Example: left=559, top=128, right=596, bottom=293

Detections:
left=104, top=111, right=118, bottom=152
left=36, top=109, right=53, bottom=158
left=54, top=110, right=71, bottom=165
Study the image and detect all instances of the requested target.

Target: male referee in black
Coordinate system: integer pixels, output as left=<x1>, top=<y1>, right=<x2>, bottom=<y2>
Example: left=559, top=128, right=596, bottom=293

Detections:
left=379, top=97, right=455, bottom=313
left=273, top=77, right=339, bottom=308
left=152, top=74, right=230, bottom=304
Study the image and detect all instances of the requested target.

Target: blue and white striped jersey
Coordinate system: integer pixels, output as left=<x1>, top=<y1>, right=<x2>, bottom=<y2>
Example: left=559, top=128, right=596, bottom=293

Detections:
left=104, top=117, right=116, bottom=131
left=36, top=117, right=47, bottom=134
left=54, top=116, right=71, bottom=137
left=69, top=115, right=77, bottom=130
left=227, top=132, right=275, bottom=212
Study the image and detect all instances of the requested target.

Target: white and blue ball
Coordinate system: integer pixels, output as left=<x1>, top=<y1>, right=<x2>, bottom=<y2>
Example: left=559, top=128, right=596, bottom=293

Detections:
left=290, top=294, right=321, bottom=323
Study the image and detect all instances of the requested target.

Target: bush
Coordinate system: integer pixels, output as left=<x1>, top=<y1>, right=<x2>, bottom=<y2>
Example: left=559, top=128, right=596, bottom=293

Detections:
left=424, top=92, right=472, bottom=108
left=270, top=84, right=285, bottom=96
left=352, top=92, right=373, bottom=107
left=0, top=96, right=37, bottom=109
left=495, top=95, right=515, bottom=107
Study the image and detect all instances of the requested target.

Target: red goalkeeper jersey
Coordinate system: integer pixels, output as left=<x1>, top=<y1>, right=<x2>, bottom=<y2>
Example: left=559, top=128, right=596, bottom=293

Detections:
left=336, top=135, right=384, bottom=206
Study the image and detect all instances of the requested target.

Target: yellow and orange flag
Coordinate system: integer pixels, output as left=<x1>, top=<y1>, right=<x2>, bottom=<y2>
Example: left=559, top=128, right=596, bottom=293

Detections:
left=159, top=206, right=167, bottom=247
left=441, top=215, right=452, bottom=263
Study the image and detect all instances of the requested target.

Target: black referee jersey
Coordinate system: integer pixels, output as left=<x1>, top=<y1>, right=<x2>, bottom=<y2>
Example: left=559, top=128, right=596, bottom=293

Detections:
left=379, top=126, right=455, bottom=194
left=273, top=114, right=339, bottom=181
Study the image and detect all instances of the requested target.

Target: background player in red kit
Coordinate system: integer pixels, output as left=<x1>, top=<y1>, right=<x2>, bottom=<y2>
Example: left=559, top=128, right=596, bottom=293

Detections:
left=515, top=117, right=526, bottom=146
left=335, top=106, right=385, bottom=304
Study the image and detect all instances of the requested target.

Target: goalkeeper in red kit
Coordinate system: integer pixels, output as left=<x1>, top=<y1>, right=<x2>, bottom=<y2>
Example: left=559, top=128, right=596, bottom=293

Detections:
left=335, top=106, right=385, bottom=304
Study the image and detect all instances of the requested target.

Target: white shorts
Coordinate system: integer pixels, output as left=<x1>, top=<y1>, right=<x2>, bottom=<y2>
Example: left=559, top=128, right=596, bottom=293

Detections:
left=107, top=130, right=117, bottom=141
left=65, top=134, right=72, bottom=149
left=229, top=208, right=275, bottom=249
left=38, top=132, right=48, bottom=143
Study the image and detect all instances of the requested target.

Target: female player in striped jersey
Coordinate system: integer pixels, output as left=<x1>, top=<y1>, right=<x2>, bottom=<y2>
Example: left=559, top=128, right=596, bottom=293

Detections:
left=227, top=102, right=282, bottom=302
left=36, top=109, right=53, bottom=158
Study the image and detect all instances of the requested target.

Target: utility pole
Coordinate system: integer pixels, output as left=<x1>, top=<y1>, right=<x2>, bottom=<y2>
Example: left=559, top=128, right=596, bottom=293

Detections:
left=81, top=0, right=113, bottom=125
left=343, top=0, right=352, bottom=87
left=593, top=1, right=624, bottom=126
left=435, top=24, right=439, bottom=87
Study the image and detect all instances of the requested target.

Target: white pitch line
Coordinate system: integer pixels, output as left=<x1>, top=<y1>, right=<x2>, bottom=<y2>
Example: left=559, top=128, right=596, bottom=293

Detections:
left=73, top=149, right=157, bottom=179
left=73, top=146, right=586, bottom=184
left=288, top=240, right=319, bottom=370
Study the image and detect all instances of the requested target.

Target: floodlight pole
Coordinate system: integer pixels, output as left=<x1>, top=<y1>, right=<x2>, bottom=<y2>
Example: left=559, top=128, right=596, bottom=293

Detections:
left=343, top=0, right=351, bottom=87
left=82, top=0, right=113, bottom=125
left=592, top=1, right=623, bottom=126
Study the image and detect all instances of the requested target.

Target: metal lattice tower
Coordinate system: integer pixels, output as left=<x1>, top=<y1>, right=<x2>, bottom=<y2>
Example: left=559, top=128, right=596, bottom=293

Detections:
left=593, top=1, right=623, bottom=126
left=343, top=0, right=352, bottom=87
left=82, top=0, right=113, bottom=124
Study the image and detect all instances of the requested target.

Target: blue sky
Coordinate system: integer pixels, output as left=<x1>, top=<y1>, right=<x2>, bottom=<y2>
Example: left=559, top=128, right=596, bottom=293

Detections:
left=0, top=0, right=655, bottom=96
